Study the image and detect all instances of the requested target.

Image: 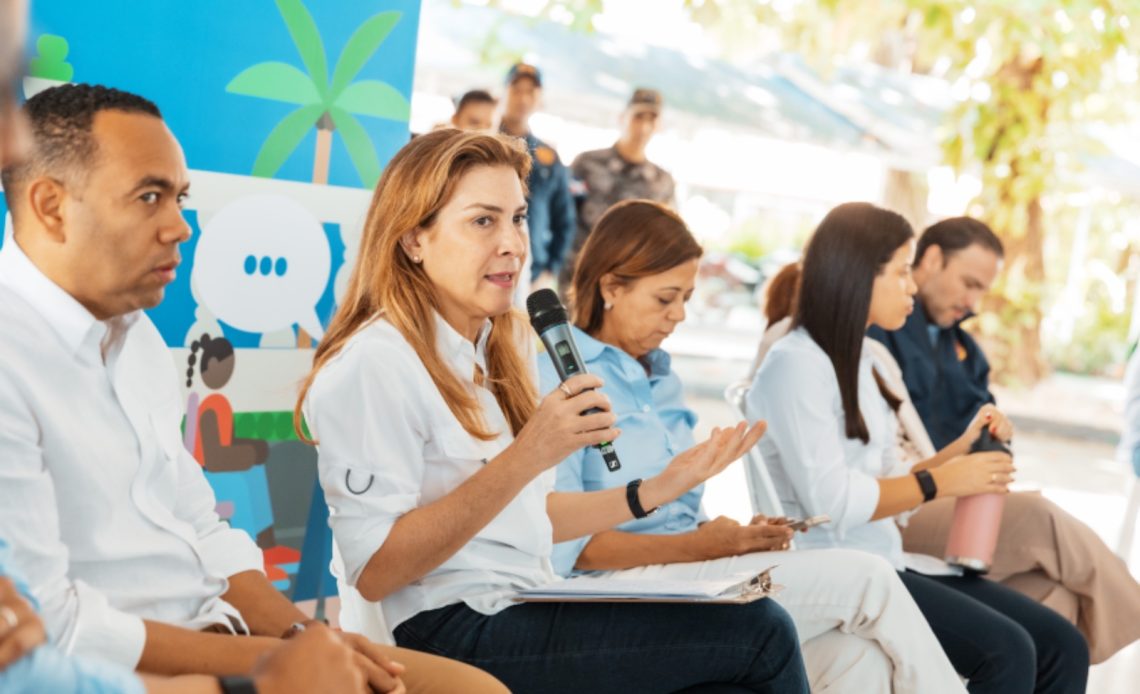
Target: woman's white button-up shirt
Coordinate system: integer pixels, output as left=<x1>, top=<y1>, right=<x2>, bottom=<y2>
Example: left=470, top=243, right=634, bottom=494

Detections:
left=746, top=327, right=910, bottom=570
left=304, top=314, right=556, bottom=631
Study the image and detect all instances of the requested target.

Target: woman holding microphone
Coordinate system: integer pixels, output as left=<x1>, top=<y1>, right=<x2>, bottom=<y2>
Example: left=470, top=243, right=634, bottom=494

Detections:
left=297, top=129, right=807, bottom=693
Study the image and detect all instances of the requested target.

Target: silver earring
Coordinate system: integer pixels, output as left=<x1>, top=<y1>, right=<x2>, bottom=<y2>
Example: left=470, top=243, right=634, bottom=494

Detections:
left=604, top=302, right=613, bottom=311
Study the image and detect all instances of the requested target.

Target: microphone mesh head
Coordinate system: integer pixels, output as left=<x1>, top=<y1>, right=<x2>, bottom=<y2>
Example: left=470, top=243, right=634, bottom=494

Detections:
left=526, top=288, right=568, bottom=334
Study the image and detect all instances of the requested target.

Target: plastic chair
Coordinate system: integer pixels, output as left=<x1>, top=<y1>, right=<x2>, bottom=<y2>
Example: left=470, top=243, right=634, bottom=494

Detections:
left=291, top=478, right=338, bottom=618
left=724, top=379, right=786, bottom=519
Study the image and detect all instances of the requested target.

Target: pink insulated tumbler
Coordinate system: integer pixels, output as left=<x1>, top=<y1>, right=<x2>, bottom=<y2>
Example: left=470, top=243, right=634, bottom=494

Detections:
left=944, top=427, right=1010, bottom=573
left=944, top=492, right=1006, bottom=573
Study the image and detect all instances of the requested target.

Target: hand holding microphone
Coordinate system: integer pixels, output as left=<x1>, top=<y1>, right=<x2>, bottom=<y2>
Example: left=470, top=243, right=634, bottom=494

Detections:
left=527, top=289, right=623, bottom=471
left=511, top=373, right=621, bottom=476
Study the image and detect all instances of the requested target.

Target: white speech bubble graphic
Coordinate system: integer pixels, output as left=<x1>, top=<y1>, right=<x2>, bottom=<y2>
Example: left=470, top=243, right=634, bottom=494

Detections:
left=194, top=194, right=331, bottom=341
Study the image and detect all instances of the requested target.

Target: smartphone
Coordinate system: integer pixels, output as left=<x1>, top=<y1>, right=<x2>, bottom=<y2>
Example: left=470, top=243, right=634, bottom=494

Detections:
left=786, top=514, right=830, bottom=531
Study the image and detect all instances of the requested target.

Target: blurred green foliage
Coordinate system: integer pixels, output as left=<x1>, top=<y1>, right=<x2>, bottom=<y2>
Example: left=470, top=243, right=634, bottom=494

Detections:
left=522, top=0, right=1140, bottom=382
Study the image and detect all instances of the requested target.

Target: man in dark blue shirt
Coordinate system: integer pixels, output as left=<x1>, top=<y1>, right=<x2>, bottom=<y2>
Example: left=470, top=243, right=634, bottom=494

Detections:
left=868, top=217, right=1004, bottom=449
left=499, top=63, right=576, bottom=293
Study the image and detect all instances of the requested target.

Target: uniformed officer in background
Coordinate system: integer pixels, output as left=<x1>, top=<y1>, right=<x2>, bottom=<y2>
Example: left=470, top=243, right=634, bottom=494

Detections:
left=560, top=87, right=676, bottom=291
left=499, top=62, right=576, bottom=302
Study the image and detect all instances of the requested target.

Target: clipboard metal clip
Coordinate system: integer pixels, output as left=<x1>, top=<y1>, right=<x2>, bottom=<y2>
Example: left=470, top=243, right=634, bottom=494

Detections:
left=730, top=566, right=776, bottom=598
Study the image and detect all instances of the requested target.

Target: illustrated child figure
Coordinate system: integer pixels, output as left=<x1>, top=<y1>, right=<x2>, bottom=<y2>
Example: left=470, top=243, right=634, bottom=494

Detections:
left=186, top=334, right=286, bottom=553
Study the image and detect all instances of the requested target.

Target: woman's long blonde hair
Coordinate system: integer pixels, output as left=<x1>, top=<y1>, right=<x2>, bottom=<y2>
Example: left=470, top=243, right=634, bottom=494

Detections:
left=294, top=129, right=537, bottom=442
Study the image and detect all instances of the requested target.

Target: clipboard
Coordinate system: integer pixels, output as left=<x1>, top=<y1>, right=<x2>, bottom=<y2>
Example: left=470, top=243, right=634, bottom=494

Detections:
left=513, top=567, right=781, bottom=605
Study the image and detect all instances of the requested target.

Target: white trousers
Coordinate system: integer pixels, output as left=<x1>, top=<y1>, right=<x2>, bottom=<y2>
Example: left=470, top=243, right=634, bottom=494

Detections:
left=600, top=547, right=964, bottom=694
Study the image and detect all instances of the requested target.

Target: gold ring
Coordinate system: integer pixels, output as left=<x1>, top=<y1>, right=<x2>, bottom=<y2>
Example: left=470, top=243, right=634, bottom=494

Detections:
left=0, top=605, right=18, bottom=632
left=558, top=383, right=572, bottom=398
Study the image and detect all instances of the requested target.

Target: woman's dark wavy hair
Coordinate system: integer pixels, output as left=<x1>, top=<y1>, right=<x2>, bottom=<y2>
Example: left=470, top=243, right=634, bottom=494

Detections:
left=794, top=202, right=913, bottom=443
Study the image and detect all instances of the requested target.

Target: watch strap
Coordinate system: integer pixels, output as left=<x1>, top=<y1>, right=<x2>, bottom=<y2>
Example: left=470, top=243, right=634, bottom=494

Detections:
left=217, top=676, right=258, bottom=694
left=914, top=470, right=937, bottom=503
left=626, top=478, right=657, bottom=519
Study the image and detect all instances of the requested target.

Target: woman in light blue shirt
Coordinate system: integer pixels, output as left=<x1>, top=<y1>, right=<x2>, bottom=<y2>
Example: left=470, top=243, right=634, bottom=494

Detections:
left=747, top=202, right=1089, bottom=694
left=542, top=199, right=964, bottom=693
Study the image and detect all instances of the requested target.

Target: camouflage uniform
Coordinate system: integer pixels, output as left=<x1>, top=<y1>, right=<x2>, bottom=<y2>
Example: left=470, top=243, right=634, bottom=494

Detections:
left=561, top=146, right=675, bottom=287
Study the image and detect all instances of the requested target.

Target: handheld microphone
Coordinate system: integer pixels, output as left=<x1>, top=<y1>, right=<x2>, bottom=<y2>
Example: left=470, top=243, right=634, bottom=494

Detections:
left=526, top=288, right=621, bottom=472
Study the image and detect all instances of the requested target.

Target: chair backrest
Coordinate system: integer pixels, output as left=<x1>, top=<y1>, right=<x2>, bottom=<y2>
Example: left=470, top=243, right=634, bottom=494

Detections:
left=724, top=379, right=787, bottom=519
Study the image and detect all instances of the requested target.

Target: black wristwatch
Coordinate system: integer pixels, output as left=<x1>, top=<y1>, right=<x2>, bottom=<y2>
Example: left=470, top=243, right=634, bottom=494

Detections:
left=217, top=676, right=258, bottom=694
left=626, top=478, right=658, bottom=519
left=914, top=470, right=938, bottom=503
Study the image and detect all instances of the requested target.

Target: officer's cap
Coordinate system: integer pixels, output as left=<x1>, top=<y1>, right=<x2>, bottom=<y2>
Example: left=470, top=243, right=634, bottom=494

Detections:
left=505, top=63, right=542, bottom=88
left=627, top=88, right=663, bottom=114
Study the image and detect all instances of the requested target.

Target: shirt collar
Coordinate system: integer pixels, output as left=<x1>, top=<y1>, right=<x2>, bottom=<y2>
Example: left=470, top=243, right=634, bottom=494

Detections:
left=434, top=312, right=492, bottom=379
left=572, top=325, right=673, bottom=378
left=0, top=238, right=134, bottom=357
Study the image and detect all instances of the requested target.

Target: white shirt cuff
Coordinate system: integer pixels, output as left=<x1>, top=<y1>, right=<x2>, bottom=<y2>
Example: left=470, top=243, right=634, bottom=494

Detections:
left=198, top=526, right=264, bottom=580
left=69, top=589, right=148, bottom=668
left=844, top=470, right=881, bottom=530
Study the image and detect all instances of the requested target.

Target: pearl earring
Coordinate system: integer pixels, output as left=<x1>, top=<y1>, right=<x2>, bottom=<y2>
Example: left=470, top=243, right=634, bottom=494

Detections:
left=412, top=255, right=422, bottom=264
left=604, top=302, right=613, bottom=311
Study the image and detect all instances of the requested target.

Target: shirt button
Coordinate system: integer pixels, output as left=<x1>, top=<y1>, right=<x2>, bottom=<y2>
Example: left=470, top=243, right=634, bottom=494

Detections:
left=641, top=404, right=651, bottom=413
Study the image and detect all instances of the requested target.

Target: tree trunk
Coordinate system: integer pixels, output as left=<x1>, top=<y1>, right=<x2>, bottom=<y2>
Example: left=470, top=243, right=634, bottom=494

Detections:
left=297, top=113, right=335, bottom=349
left=882, top=168, right=929, bottom=233
left=1014, top=196, right=1048, bottom=384
left=311, top=113, right=334, bottom=185
left=975, top=58, right=1049, bottom=386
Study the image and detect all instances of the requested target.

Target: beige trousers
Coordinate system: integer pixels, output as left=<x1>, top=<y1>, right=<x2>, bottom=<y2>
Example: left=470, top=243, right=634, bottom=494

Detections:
left=384, top=644, right=509, bottom=694
left=901, top=491, right=1140, bottom=664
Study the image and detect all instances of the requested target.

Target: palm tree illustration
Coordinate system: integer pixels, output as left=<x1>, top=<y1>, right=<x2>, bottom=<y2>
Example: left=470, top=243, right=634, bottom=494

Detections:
left=227, top=0, right=410, bottom=189
left=227, top=0, right=409, bottom=347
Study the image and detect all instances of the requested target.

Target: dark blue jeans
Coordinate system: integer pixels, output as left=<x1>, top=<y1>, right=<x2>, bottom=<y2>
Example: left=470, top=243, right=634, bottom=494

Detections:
left=899, top=570, right=1089, bottom=694
left=394, top=599, right=809, bottom=694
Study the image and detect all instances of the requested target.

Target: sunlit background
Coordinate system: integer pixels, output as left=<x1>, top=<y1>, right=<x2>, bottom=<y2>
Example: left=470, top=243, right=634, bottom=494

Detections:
left=409, top=2, right=1140, bottom=689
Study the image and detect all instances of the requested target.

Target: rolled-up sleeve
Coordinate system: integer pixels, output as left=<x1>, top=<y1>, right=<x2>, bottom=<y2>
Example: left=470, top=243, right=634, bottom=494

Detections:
left=172, top=447, right=263, bottom=580
left=304, top=344, right=426, bottom=586
left=745, top=349, right=879, bottom=536
left=0, top=372, right=147, bottom=667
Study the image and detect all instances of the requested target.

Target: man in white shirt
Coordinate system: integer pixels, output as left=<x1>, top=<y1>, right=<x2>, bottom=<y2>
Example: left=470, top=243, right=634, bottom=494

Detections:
left=0, top=82, right=505, bottom=693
